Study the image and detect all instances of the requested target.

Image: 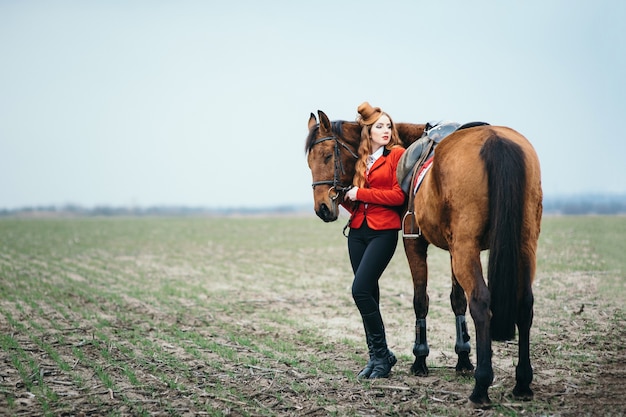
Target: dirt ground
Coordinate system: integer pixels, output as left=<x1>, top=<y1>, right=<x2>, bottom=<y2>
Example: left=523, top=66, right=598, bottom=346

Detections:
left=1, top=272, right=624, bottom=417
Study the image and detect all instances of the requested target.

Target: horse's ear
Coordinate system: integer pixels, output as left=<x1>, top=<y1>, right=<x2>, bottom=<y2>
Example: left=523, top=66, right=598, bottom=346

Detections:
left=318, top=110, right=332, bottom=135
left=308, top=113, right=317, bottom=130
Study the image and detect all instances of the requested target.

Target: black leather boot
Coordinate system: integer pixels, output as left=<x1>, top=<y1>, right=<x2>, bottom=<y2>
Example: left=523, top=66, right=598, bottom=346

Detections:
left=357, top=326, right=375, bottom=379
left=361, top=311, right=397, bottom=379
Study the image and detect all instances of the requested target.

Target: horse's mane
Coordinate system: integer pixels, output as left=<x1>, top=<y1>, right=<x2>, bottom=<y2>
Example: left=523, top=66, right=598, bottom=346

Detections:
left=304, top=120, right=347, bottom=154
left=396, top=123, right=427, bottom=148
left=305, top=119, right=427, bottom=154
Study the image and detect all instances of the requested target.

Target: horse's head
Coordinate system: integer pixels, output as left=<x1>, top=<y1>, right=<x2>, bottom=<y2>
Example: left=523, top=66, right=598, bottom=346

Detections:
left=305, top=110, right=360, bottom=222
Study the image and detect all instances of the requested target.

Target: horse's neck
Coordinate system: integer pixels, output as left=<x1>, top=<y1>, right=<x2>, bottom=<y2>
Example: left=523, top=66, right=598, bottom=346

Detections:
left=397, top=123, right=426, bottom=147
left=338, top=121, right=362, bottom=148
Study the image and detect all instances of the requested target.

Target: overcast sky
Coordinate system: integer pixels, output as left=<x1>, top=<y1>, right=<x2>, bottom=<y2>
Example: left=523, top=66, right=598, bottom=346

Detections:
left=1, top=1, right=624, bottom=209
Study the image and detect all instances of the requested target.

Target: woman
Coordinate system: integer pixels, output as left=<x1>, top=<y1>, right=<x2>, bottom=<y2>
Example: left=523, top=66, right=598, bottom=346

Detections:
left=343, top=102, right=406, bottom=379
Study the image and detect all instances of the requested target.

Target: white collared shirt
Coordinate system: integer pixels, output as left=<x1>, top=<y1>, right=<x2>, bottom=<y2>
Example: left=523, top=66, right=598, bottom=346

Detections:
left=366, top=147, right=384, bottom=173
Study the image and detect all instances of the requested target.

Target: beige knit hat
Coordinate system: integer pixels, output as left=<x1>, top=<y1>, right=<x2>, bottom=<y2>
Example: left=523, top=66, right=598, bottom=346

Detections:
left=356, top=102, right=383, bottom=126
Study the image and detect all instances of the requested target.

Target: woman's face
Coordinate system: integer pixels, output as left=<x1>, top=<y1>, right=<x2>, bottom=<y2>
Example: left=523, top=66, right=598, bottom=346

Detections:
left=369, top=114, right=392, bottom=152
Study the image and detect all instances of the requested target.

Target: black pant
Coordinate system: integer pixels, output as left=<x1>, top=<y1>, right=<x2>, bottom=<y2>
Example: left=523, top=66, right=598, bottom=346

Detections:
left=348, top=221, right=399, bottom=315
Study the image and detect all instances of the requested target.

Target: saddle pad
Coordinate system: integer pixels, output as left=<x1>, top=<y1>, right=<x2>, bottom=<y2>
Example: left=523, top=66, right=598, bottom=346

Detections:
left=397, top=136, right=431, bottom=194
left=413, top=156, right=434, bottom=195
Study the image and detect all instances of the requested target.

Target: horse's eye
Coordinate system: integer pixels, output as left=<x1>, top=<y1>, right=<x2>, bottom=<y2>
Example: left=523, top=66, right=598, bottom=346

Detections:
left=324, top=154, right=333, bottom=164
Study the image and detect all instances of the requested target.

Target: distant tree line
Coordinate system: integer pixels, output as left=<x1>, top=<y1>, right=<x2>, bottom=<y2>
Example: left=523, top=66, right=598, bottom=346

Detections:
left=1, top=195, right=625, bottom=217
left=0, top=204, right=308, bottom=217
left=542, top=194, right=626, bottom=215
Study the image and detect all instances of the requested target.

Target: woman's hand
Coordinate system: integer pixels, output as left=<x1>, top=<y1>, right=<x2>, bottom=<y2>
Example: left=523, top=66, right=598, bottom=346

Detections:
left=345, top=186, right=359, bottom=201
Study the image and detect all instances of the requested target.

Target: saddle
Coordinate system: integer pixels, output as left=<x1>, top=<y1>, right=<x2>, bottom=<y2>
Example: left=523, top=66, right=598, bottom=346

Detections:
left=397, top=121, right=461, bottom=194
left=398, top=121, right=489, bottom=238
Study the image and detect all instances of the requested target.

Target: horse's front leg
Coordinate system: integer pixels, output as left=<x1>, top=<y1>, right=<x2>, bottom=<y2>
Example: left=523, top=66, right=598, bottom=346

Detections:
left=403, top=237, right=430, bottom=376
left=450, top=269, right=474, bottom=374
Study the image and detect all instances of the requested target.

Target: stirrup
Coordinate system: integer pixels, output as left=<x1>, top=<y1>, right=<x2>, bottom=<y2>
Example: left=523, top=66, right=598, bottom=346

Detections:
left=402, top=211, right=422, bottom=239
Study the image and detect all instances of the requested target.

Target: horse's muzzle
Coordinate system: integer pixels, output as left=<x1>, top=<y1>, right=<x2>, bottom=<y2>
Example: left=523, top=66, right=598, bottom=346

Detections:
left=315, top=203, right=338, bottom=223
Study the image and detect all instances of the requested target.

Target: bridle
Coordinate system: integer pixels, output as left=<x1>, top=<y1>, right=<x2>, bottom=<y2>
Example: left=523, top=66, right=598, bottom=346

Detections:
left=310, top=134, right=359, bottom=202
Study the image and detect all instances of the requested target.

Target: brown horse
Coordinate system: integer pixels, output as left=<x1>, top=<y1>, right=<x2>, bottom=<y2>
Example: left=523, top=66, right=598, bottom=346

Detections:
left=305, top=110, right=542, bottom=406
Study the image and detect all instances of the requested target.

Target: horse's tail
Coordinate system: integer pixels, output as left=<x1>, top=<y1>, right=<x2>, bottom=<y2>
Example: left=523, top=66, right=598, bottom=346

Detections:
left=480, top=134, right=526, bottom=341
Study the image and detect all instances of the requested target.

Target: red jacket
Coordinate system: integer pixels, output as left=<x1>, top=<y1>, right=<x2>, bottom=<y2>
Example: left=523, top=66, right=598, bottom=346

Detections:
left=343, top=146, right=406, bottom=230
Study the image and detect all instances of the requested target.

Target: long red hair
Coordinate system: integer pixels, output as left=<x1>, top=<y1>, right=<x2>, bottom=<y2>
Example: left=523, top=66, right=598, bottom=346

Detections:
left=353, top=112, right=402, bottom=188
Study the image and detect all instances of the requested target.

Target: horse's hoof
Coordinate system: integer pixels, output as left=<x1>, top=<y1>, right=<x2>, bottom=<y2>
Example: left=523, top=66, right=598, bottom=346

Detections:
left=468, top=388, right=491, bottom=408
left=411, top=367, right=429, bottom=377
left=455, top=352, right=475, bottom=375
left=512, top=385, right=534, bottom=401
left=466, top=398, right=492, bottom=409
left=411, top=358, right=428, bottom=376
left=456, top=367, right=474, bottom=376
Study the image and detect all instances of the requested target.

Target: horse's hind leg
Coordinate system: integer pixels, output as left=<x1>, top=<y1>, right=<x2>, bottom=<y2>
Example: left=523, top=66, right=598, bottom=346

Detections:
left=513, top=265, right=534, bottom=400
left=450, top=270, right=474, bottom=374
left=403, top=237, right=430, bottom=376
left=451, top=247, right=493, bottom=406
